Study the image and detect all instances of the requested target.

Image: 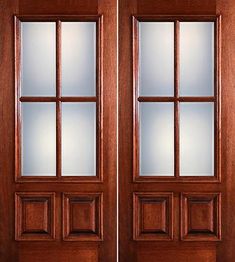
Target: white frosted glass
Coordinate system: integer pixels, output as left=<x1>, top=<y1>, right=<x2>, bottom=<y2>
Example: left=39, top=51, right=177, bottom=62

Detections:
left=140, top=103, right=174, bottom=176
left=21, top=22, right=56, bottom=96
left=180, top=22, right=214, bottom=96
left=62, top=22, right=96, bottom=96
left=62, top=103, right=96, bottom=176
left=139, top=22, right=174, bottom=96
left=22, top=103, right=56, bottom=176
left=180, top=103, right=214, bottom=176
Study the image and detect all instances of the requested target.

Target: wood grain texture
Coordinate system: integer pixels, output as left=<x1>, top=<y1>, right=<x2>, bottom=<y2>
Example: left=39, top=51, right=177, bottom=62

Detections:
left=19, top=0, right=98, bottom=15
left=62, top=193, right=103, bottom=241
left=119, top=1, right=225, bottom=261
left=137, top=0, right=216, bottom=15
left=15, top=192, right=55, bottom=241
left=181, top=193, right=221, bottom=241
left=1, top=0, right=117, bottom=261
left=137, top=247, right=216, bottom=262
left=98, top=0, right=117, bottom=261
left=119, top=0, right=137, bottom=261
left=216, top=0, right=235, bottom=261
left=133, top=192, right=173, bottom=241
left=0, top=0, right=19, bottom=260
left=18, top=246, right=99, bottom=262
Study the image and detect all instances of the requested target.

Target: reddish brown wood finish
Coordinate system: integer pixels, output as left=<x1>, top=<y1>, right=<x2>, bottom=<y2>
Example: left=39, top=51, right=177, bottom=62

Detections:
left=62, top=192, right=103, bottom=241
left=181, top=193, right=221, bottom=241
left=15, top=192, right=56, bottom=241
left=0, top=0, right=116, bottom=261
left=133, top=192, right=173, bottom=241
left=119, top=0, right=233, bottom=262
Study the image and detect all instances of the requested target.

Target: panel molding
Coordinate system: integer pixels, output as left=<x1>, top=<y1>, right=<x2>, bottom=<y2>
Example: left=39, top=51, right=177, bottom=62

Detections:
left=62, top=192, right=103, bottom=241
left=133, top=192, right=173, bottom=241
left=15, top=192, right=55, bottom=241
left=181, top=192, right=221, bottom=241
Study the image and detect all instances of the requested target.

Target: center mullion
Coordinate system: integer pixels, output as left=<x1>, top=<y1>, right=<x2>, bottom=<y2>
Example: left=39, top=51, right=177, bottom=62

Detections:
left=174, top=20, right=180, bottom=178
left=56, top=20, right=62, bottom=179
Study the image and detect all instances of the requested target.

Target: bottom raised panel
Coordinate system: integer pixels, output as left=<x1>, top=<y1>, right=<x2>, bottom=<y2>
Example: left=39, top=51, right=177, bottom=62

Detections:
left=181, top=192, right=221, bottom=241
left=15, top=192, right=55, bottom=241
left=133, top=192, right=173, bottom=241
left=62, top=193, right=103, bottom=241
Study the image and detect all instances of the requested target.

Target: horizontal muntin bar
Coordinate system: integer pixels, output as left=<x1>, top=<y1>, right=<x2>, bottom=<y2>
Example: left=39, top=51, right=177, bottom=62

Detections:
left=20, top=96, right=97, bottom=102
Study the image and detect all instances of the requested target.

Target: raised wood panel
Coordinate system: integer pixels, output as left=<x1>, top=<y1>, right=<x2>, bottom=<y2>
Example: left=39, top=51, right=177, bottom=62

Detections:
left=133, top=192, right=173, bottom=241
left=63, top=193, right=103, bottom=241
left=15, top=192, right=55, bottom=241
left=22, top=200, right=48, bottom=233
left=181, top=193, right=221, bottom=241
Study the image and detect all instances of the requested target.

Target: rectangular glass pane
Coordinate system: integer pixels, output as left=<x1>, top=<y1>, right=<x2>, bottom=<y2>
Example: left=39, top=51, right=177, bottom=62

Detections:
left=179, top=22, right=214, bottom=96
left=22, top=103, right=56, bottom=176
left=139, top=22, right=174, bottom=96
left=62, top=22, right=96, bottom=96
left=180, top=103, right=214, bottom=176
left=21, top=22, right=56, bottom=96
left=140, top=103, right=174, bottom=176
left=62, top=103, right=96, bottom=176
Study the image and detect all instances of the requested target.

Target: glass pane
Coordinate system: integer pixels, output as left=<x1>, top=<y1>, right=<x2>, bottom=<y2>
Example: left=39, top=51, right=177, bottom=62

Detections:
left=180, top=103, right=214, bottom=176
left=62, top=103, right=96, bottom=176
left=179, top=22, right=214, bottom=96
left=22, top=103, right=56, bottom=176
left=21, top=22, right=56, bottom=96
left=62, top=22, right=96, bottom=96
left=140, top=103, right=174, bottom=176
left=139, top=22, right=174, bottom=96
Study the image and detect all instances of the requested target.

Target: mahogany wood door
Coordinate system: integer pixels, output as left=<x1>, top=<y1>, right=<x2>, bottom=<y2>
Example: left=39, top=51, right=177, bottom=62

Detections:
left=0, top=0, right=116, bottom=261
left=119, top=0, right=235, bottom=261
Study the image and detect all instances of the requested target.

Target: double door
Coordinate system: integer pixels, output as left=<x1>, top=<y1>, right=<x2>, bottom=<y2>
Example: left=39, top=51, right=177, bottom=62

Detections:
left=1, top=0, right=235, bottom=261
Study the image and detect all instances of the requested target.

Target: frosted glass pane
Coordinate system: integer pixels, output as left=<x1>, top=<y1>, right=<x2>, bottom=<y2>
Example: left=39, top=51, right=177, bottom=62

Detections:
left=139, top=22, right=174, bottom=96
left=180, top=103, right=214, bottom=176
left=62, top=103, right=96, bottom=176
left=22, top=103, right=56, bottom=176
left=21, top=22, right=56, bottom=96
left=62, top=22, right=96, bottom=96
left=140, top=103, right=174, bottom=176
left=180, top=22, right=214, bottom=96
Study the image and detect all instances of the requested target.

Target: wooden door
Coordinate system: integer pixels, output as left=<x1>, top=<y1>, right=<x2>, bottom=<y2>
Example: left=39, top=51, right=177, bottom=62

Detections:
left=119, top=0, right=235, bottom=261
left=0, top=0, right=116, bottom=261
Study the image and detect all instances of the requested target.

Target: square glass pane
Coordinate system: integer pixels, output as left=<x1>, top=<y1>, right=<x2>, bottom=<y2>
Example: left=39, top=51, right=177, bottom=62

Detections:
left=22, top=103, right=56, bottom=176
left=180, top=103, right=214, bottom=176
left=62, top=103, right=96, bottom=176
left=61, top=22, right=96, bottom=96
left=21, top=22, right=56, bottom=96
left=139, top=22, right=174, bottom=96
left=140, top=103, right=174, bottom=176
left=179, top=22, right=214, bottom=96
